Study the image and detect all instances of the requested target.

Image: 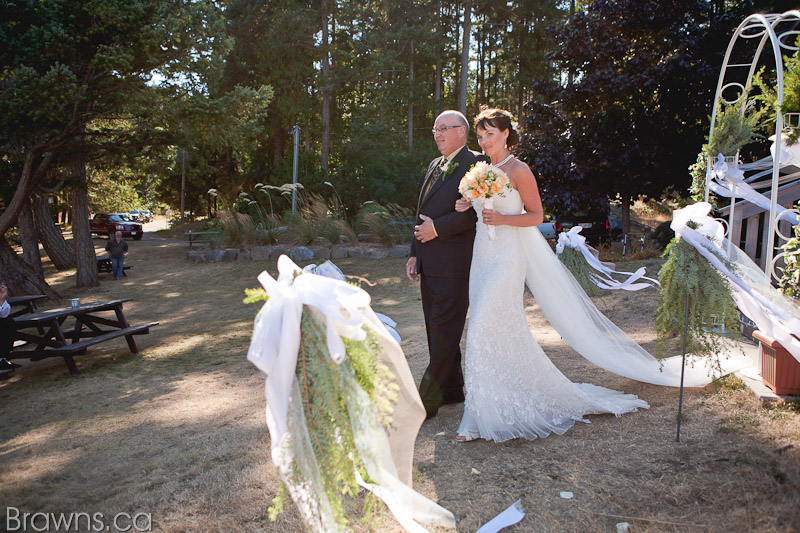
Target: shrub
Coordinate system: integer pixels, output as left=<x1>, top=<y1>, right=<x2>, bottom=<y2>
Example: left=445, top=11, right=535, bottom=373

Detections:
left=358, top=202, right=414, bottom=246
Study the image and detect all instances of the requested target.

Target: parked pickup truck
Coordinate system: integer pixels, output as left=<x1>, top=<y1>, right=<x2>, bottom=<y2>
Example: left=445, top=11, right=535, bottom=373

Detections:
left=90, top=213, right=143, bottom=240
left=536, top=218, right=561, bottom=240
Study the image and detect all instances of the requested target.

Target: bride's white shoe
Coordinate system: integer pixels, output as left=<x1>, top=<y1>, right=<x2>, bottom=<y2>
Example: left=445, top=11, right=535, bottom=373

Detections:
left=455, top=432, right=479, bottom=443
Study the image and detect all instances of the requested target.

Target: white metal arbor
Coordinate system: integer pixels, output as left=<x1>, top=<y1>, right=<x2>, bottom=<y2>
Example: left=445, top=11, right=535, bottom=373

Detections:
left=705, top=10, right=800, bottom=283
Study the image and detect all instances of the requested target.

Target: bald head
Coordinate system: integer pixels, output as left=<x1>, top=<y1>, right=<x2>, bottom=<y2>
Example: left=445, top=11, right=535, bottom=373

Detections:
left=433, top=110, right=469, bottom=156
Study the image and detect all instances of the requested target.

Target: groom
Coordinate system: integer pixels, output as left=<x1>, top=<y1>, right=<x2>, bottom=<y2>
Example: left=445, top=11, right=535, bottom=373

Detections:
left=406, top=110, right=486, bottom=419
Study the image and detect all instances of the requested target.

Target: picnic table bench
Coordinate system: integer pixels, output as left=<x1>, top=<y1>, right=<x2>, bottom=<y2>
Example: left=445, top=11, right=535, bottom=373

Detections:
left=97, top=258, right=132, bottom=276
left=185, top=231, right=221, bottom=249
left=7, top=295, right=48, bottom=318
left=10, top=298, right=158, bottom=376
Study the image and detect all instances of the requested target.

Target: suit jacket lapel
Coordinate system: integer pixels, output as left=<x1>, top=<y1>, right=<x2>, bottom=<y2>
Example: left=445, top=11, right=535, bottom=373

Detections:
left=421, top=147, right=467, bottom=208
left=418, top=156, right=444, bottom=208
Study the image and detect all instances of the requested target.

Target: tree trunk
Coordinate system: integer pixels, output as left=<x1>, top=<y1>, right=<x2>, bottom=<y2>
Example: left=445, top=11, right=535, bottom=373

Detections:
left=458, top=1, right=472, bottom=115
left=273, top=125, right=283, bottom=171
left=18, top=199, right=44, bottom=279
left=621, top=195, right=631, bottom=235
left=0, top=236, right=57, bottom=297
left=408, top=39, right=414, bottom=154
left=33, top=195, right=76, bottom=271
left=478, top=17, right=485, bottom=114
left=70, top=159, right=98, bottom=288
left=434, top=0, right=442, bottom=114
left=320, top=0, right=331, bottom=173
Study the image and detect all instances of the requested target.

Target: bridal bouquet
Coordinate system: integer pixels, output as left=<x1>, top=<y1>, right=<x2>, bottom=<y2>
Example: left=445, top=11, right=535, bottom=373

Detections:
left=459, top=161, right=512, bottom=240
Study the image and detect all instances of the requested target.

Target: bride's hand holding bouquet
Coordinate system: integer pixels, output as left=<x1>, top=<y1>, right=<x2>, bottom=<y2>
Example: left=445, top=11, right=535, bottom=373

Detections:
left=457, top=161, right=512, bottom=240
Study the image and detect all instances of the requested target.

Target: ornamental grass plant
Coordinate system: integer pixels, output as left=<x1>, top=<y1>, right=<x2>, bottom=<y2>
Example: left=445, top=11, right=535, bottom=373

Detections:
left=360, top=203, right=415, bottom=246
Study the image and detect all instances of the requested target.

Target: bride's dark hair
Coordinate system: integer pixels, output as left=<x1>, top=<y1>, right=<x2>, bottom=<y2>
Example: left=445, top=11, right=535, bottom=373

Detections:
left=474, top=107, right=519, bottom=148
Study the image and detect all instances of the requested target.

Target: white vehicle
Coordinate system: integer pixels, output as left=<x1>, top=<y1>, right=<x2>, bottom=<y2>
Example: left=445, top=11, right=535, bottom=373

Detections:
left=536, top=218, right=560, bottom=240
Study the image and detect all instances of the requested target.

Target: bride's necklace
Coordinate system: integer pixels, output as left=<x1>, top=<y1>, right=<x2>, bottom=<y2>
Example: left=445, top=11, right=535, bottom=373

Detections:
left=494, top=153, right=514, bottom=167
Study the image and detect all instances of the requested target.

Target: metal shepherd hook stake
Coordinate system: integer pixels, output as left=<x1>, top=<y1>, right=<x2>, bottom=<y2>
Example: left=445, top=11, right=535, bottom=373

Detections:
left=676, top=286, right=690, bottom=442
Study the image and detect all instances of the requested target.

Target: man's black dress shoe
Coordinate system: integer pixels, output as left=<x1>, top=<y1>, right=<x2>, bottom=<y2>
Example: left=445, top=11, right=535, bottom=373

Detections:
left=0, top=358, right=20, bottom=371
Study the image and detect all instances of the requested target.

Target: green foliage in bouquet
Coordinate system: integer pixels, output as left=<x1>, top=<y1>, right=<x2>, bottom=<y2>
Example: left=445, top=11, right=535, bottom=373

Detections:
left=558, top=247, right=602, bottom=297
left=778, top=209, right=800, bottom=300
left=246, top=282, right=399, bottom=530
left=656, top=237, right=741, bottom=358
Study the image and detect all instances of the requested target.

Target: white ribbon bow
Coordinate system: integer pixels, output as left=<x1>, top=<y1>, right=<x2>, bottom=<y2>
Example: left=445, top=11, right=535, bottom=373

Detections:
left=708, top=154, right=799, bottom=226
left=247, top=255, right=372, bottom=453
left=556, top=226, right=659, bottom=291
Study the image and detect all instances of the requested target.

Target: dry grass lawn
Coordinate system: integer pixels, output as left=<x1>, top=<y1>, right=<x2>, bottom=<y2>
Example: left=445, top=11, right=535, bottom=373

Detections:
left=0, top=236, right=798, bottom=532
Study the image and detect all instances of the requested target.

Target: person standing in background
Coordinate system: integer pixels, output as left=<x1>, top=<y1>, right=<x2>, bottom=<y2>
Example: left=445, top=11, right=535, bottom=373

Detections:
left=105, top=230, right=128, bottom=280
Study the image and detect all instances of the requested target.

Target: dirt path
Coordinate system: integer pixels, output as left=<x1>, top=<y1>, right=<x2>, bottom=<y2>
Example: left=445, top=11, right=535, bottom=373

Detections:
left=0, top=238, right=798, bottom=532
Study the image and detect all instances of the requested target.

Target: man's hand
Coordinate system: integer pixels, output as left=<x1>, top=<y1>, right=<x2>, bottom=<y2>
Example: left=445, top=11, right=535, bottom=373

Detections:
left=0, top=283, right=7, bottom=302
left=414, top=214, right=437, bottom=243
left=405, top=257, right=419, bottom=282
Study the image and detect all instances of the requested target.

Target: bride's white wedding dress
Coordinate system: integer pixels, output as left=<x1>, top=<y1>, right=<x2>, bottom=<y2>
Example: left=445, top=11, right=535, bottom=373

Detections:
left=457, top=188, right=649, bottom=442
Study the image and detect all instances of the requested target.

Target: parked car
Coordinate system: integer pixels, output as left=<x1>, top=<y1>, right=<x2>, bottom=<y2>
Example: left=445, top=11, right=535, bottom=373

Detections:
left=128, top=209, right=141, bottom=221
left=140, top=209, right=153, bottom=222
left=559, top=209, right=611, bottom=245
left=536, top=218, right=561, bottom=240
left=90, top=213, right=143, bottom=240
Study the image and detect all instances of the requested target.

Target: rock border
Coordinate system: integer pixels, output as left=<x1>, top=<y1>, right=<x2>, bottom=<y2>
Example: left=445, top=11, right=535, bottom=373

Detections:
left=187, top=243, right=410, bottom=264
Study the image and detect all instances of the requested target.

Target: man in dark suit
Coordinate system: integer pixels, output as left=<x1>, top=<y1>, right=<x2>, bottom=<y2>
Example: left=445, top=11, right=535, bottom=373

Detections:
left=406, top=110, right=485, bottom=419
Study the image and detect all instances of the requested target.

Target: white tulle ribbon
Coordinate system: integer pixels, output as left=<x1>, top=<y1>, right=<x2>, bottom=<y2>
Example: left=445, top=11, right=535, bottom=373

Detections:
left=248, top=255, right=371, bottom=453
left=708, top=154, right=799, bottom=225
left=672, top=203, right=800, bottom=363
left=770, top=133, right=800, bottom=167
left=303, top=260, right=403, bottom=342
left=248, top=255, right=455, bottom=532
left=518, top=225, right=752, bottom=387
left=555, top=226, right=660, bottom=291
left=483, top=197, right=497, bottom=240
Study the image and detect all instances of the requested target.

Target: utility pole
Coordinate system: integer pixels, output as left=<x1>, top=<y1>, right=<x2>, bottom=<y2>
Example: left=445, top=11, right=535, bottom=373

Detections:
left=180, top=148, right=186, bottom=220
left=292, top=125, right=299, bottom=213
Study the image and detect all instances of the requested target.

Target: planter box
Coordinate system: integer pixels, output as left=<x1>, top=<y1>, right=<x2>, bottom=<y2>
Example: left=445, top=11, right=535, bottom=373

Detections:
left=753, top=330, right=800, bottom=395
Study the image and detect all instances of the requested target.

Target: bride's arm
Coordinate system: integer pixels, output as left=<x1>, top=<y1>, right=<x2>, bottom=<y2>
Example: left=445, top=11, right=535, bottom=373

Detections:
left=482, top=162, right=543, bottom=227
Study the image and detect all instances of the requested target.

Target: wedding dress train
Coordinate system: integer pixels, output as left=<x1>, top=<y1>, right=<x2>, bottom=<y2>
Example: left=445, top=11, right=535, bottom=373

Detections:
left=457, top=189, right=649, bottom=442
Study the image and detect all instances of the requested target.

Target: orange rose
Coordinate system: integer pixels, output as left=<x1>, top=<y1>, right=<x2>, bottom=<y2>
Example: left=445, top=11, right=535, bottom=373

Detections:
left=470, top=189, right=481, bottom=200
left=465, top=175, right=479, bottom=189
left=491, top=181, right=502, bottom=193
left=477, top=182, right=489, bottom=195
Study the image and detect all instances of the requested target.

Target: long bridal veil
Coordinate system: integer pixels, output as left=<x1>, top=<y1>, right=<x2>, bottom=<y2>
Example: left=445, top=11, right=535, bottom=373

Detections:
left=518, top=226, right=752, bottom=387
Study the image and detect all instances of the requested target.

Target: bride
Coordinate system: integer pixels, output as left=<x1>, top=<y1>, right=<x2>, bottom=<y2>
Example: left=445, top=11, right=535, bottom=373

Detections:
left=454, top=108, right=649, bottom=442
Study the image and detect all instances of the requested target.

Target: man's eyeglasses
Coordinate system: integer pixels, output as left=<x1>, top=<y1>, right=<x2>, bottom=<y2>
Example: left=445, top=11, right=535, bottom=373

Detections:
left=431, top=125, right=464, bottom=135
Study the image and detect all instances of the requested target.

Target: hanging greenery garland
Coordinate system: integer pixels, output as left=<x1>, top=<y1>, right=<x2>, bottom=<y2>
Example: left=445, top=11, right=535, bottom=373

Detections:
left=656, top=236, right=741, bottom=359
left=558, top=246, right=603, bottom=297
left=245, top=290, right=399, bottom=530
